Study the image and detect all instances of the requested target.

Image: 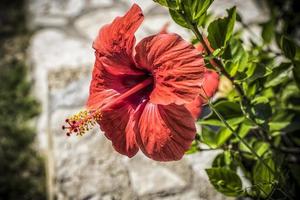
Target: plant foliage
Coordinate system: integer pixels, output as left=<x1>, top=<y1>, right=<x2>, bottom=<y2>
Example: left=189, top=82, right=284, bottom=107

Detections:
left=154, top=0, right=300, bottom=199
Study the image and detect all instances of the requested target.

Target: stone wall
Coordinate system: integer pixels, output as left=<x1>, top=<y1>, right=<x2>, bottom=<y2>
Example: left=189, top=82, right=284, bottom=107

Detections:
left=28, top=0, right=266, bottom=199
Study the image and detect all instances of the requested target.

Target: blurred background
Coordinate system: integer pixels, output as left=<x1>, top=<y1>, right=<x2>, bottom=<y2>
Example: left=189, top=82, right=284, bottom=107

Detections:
left=0, top=0, right=299, bottom=200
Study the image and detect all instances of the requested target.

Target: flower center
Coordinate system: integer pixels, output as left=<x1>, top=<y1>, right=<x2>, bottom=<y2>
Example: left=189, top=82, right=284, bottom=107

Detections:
left=62, top=77, right=153, bottom=136
left=101, top=77, right=153, bottom=111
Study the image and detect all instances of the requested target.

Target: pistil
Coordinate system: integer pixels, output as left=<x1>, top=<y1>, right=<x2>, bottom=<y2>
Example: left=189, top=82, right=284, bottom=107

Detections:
left=62, top=77, right=153, bottom=136
left=101, top=77, right=152, bottom=111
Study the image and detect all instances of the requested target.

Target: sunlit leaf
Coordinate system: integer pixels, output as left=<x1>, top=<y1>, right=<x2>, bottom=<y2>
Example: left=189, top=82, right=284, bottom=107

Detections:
left=206, top=168, right=243, bottom=196
left=223, top=39, right=249, bottom=76
left=169, top=9, right=189, bottom=28
left=154, top=0, right=177, bottom=9
left=265, top=63, right=292, bottom=88
left=207, top=7, right=236, bottom=49
left=153, top=0, right=168, bottom=6
left=213, top=151, right=237, bottom=170
left=191, top=0, right=214, bottom=20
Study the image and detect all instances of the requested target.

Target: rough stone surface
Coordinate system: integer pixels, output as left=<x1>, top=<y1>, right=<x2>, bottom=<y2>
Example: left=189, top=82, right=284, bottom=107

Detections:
left=28, top=0, right=266, bottom=199
left=124, top=153, right=190, bottom=196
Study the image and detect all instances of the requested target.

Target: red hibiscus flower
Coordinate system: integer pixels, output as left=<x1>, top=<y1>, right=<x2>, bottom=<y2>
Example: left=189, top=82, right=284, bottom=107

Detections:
left=63, top=4, right=219, bottom=161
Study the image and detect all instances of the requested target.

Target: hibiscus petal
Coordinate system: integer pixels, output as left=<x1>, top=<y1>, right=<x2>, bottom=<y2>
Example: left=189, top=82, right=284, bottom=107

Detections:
left=134, top=33, right=206, bottom=105
left=86, top=62, right=141, bottom=158
left=98, top=101, right=139, bottom=158
left=199, top=70, right=219, bottom=103
left=93, top=4, right=144, bottom=76
left=86, top=60, right=119, bottom=110
left=185, top=96, right=203, bottom=120
left=185, top=70, right=219, bottom=120
left=135, top=102, right=196, bottom=161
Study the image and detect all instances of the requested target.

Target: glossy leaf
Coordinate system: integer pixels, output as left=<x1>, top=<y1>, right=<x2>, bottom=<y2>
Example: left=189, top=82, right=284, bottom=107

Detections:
left=281, top=36, right=296, bottom=59
left=207, top=7, right=236, bottom=49
left=246, top=63, right=273, bottom=82
left=154, top=0, right=178, bottom=9
left=201, top=126, right=218, bottom=147
left=265, top=63, right=292, bottom=88
left=213, top=151, right=237, bottom=170
left=153, top=0, right=168, bottom=6
left=169, top=9, right=189, bottom=28
left=261, top=20, right=274, bottom=43
left=251, top=97, right=272, bottom=124
left=201, top=126, right=237, bottom=148
left=253, top=158, right=275, bottom=198
left=223, top=39, right=249, bottom=76
left=253, top=141, right=270, bottom=157
left=206, top=168, right=243, bottom=197
left=190, top=0, right=214, bottom=20
left=231, top=122, right=252, bottom=143
left=198, top=100, right=244, bottom=127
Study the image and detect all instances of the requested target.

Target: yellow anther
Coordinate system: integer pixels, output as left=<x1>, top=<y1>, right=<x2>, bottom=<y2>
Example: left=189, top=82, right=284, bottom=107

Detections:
left=62, top=109, right=102, bottom=136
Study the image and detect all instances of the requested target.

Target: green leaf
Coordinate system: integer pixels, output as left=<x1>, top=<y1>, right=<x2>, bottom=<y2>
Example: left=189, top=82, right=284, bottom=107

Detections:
left=195, top=11, right=210, bottom=27
left=206, top=168, right=243, bottom=196
left=261, top=20, right=274, bottom=43
left=265, top=62, right=292, bottom=88
left=281, top=83, right=300, bottom=111
left=281, top=83, right=300, bottom=103
left=185, top=140, right=199, bottom=154
left=201, top=126, right=236, bottom=148
left=223, top=39, right=249, bottom=76
left=167, top=0, right=214, bottom=27
left=216, top=127, right=234, bottom=146
left=251, top=97, right=272, bottom=124
left=153, top=0, right=168, bottom=6
left=207, top=7, right=236, bottom=49
left=253, top=158, right=276, bottom=198
left=201, top=126, right=218, bottom=147
left=239, top=139, right=270, bottom=159
left=253, top=141, right=270, bottom=157
left=246, top=63, right=273, bottom=82
left=213, top=151, right=237, bottom=170
left=269, top=121, right=290, bottom=132
left=269, top=112, right=293, bottom=132
left=154, top=0, right=177, bottom=9
left=281, top=36, right=296, bottom=59
left=169, top=9, right=189, bottom=28
left=198, top=100, right=244, bottom=127
left=232, top=122, right=252, bottom=143
left=293, top=61, right=300, bottom=89
left=191, top=0, right=214, bottom=20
